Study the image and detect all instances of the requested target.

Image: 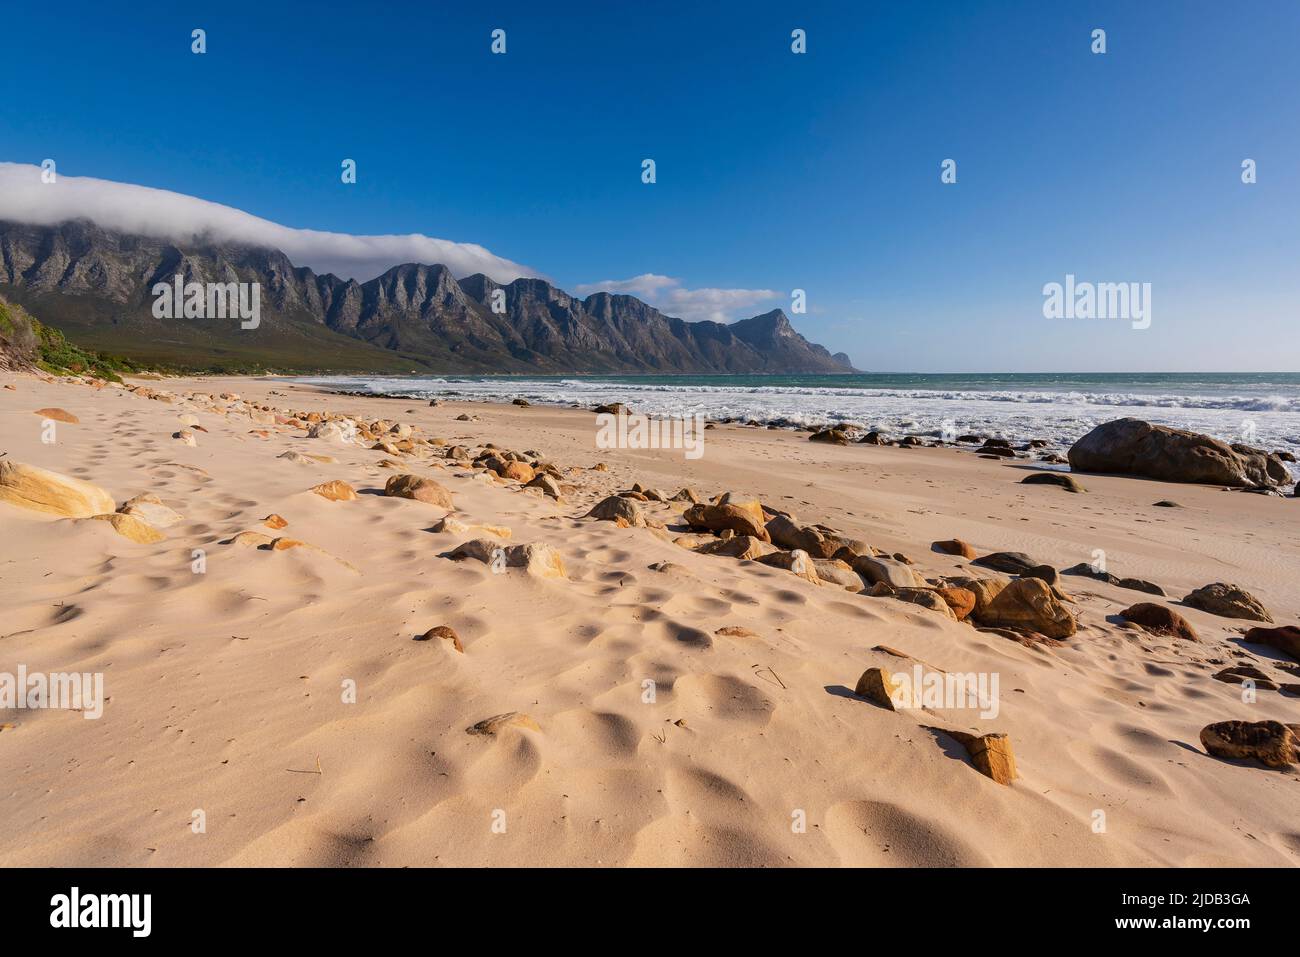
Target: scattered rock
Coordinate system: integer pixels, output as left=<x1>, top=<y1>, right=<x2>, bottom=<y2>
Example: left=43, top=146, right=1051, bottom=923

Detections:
left=466, top=712, right=540, bottom=735
left=384, top=473, right=454, bottom=508
left=1061, top=563, right=1165, bottom=596
left=683, top=501, right=770, bottom=541
left=932, top=539, right=977, bottom=559
left=228, top=530, right=275, bottom=547
left=1212, top=665, right=1278, bottom=690
left=695, top=535, right=778, bottom=561
left=972, top=551, right=1039, bottom=575
left=1118, top=602, right=1199, bottom=641
left=1183, top=583, right=1273, bottom=623
left=941, top=730, right=1018, bottom=785
left=83, top=511, right=165, bottom=544
left=309, top=480, right=358, bottom=502
left=511, top=398, right=530, bottom=407
left=809, top=428, right=850, bottom=445
left=586, top=495, right=647, bottom=527
left=937, top=586, right=977, bottom=620
left=1199, top=720, right=1298, bottom=768
left=525, top=474, right=563, bottom=499
left=1020, top=472, right=1085, bottom=492
left=1242, top=625, right=1300, bottom=663
left=1152, top=500, right=1181, bottom=508
left=755, top=549, right=822, bottom=584
left=117, top=493, right=183, bottom=528
left=416, top=625, right=463, bottom=652
left=854, top=668, right=901, bottom=710
left=262, top=513, right=289, bottom=530
left=978, top=577, right=1076, bottom=638
left=0, top=460, right=114, bottom=518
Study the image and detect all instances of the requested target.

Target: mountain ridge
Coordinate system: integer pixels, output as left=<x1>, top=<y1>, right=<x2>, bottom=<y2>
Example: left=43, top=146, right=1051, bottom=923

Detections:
left=0, top=219, right=858, bottom=375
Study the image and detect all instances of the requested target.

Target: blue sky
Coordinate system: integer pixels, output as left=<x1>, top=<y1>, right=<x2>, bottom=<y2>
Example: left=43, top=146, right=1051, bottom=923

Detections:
left=1, top=0, right=1296, bottom=372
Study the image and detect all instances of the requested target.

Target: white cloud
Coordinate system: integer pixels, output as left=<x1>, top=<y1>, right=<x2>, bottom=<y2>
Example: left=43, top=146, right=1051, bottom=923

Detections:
left=574, top=273, right=781, bottom=322
left=0, top=162, right=538, bottom=284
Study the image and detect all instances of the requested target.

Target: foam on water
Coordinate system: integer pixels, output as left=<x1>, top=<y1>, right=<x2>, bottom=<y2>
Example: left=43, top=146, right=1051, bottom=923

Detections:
left=303, top=373, right=1300, bottom=460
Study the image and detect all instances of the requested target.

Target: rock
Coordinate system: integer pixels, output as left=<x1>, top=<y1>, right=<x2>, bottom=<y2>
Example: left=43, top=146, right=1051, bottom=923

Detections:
left=445, top=540, right=566, bottom=579
left=890, top=587, right=956, bottom=618
left=585, top=495, right=647, bottom=527
left=942, top=730, right=1018, bottom=785
left=228, top=530, right=275, bottom=547
left=1118, top=602, right=1199, bottom=641
left=1020, top=472, right=1085, bottom=492
left=715, top=626, right=759, bottom=638
left=1242, top=625, right=1300, bottom=663
left=172, top=429, right=197, bottom=446
left=853, top=668, right=901, bottom=710
left=307, top=419, right=359, bottom=444
left=812, top=558, right=864, bottom=590
left=1199, top=720, right=1298, bottom=768
left=1183, top=583, right=1273, bottom=623
left=456, top=413, right=472, bottom=421
left=261, top=513, right=289, bottom=529
left=972, top=551, right=1039, bottom=575
left=525, top=474, right=562, bottom=499
left=117, top=493, right=183, bottom=528
left=499, top=461, right=535, bottom=483
left=937, top=586, right=977, bottom=621
left=34, top=407, right=79, bottom=424
left=979, top=446, right=1016, bottom=458
left=83, top=512, right=165, bottom=544
left=1021, top=564, right=1060, bottom=587
left=858, top=431, right=887, bottom=445
left=932, top=539, right=977, bottom=559
left=765, top=514, right=839, bottom=558
left=1068, top=418, right=1283, bottom=488
left=943, top=577, right=1008, bottom=618
left=682, top=501, right=770, bottom=541
left=465, top=712, right=540, bottom=735
left=978, top=577, right=1076, bottom=638
left=1152, top=500, right=1181, bottom=508
left=1061, top=563, right=1165, bottom=596
left=416, top=625, right=463, bottom=652
left=309, top=480, right=358, bottom=502
left=383, top=474, right=454, bottom=508
left=755, top=549, right=822, bottom=584
left=1212, top=665, right=1278, bottom=691
left=671, top=487, right=701, bottom=504
left=852, top=555, right=923, bottom=589
left=593, top=403, right=627, bottom=415
left=431, top=516, right=510, bottom=538
left=696, top=535, right=778, bottom=561
left=511, top=398, right=530, bottom=407
left=0, top=460, right=114, bottom=518
left=809, top=428, right=850, bottom=445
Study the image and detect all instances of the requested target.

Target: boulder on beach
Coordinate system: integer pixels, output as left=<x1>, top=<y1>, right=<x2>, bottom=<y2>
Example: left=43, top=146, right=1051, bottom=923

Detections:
left=682, top=501, right=770, bottom=541
left=34, top=407, right=79, bottom=424
left=585, top=495, right=647, bottom=527
left=310, top=480, right=358, bottom=502
left=384, top=474, right=454, bottom=508
left=756, top=549, right=822, bottom=584
left=1068, top=418, right=1286, bottom=488
left=695, top=535, right=778, bottom=561
left=940, top=729, right=1018, bottom=785
left=1118, top=602, right=1199, bottom=641
left=1242, top=625, right=1300, bottom=663
left=1061, top=563, right=1165, bottom=596
left=0, top=460, right=114, bottom=518
left=809, top=428, right=850, bottom=445
left=852, top=555, right=923, bottom=589
left=971, top=551, right=1039, bottom=575
left=854, top=668, right=901, bottom=710
left=82, top=511, right=166, bottom=543
left=117, top=493, right=183, bottom=528
left=1020, top=472, right=1085, bottom=492
left=977, top=577, right=1076, bottom=638
left=1182, top=583, right=1273, bottom=623
left=1200, top=720, right=1299, bottom=768
left=932, top=539, right=977, bottom=559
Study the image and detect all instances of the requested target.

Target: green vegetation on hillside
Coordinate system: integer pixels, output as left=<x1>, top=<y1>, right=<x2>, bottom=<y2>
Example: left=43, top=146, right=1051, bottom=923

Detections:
left=0, top=297, right=148, bottom=382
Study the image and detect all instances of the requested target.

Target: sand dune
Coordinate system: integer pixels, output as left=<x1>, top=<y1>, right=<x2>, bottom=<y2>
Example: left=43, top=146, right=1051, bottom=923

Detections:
left=1, top=373, right=1297, bottom=867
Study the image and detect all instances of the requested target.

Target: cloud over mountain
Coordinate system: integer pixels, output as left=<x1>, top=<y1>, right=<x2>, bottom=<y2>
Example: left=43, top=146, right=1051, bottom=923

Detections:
left=0, top=162, right=538, bottom=284
left=573, top=273, right=782, bottom=323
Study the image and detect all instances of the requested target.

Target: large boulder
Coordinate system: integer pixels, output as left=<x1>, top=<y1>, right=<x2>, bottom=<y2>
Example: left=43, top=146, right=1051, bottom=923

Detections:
left=1183, top=583, right=1273, bottom=623
left=852, top=555, right=923, bottom=589
left=978, top=577, right=1076, bottom=638
left=1200, top=720, right=1299, bottom=769
left=1068, top=418, right=1284, bottom=488
left=1243, top=625, right=1300, bottom=663
left=585, top=495, right=647, bottom=527
left=1118, top=602, right=1199, bottom=641
left=0, top=460, right=114, bottom=517
left=682, top=501, right=770, bottom=541
left=384, top=474, right=454, bottom=508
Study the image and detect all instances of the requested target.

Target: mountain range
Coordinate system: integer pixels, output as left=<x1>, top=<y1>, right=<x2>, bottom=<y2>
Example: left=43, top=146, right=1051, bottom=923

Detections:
left=0, top=219, right=856, bottom=375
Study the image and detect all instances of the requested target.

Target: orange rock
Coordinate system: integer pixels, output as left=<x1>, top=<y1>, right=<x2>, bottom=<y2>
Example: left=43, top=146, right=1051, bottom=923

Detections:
left=263, top=514, right=289, bottom=529
left=944, top=729, right=1018, bottom=784
left=309, top=480, right=357, bottom=502
left=416, top=625, right=463, bottom=652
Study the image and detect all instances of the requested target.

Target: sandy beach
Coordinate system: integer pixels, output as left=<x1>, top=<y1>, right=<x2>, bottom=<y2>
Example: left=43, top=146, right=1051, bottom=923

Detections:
left=2, top=371, right=1298, bottom=868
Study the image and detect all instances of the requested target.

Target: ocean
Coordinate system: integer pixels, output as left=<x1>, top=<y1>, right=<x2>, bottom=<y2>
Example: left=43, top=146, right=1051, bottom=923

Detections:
left=303, top=372, right=1300, bottom=460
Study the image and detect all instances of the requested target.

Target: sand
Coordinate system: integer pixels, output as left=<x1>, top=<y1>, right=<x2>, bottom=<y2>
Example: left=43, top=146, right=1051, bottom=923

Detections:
left=1, top=372, right=1297, bottom=867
